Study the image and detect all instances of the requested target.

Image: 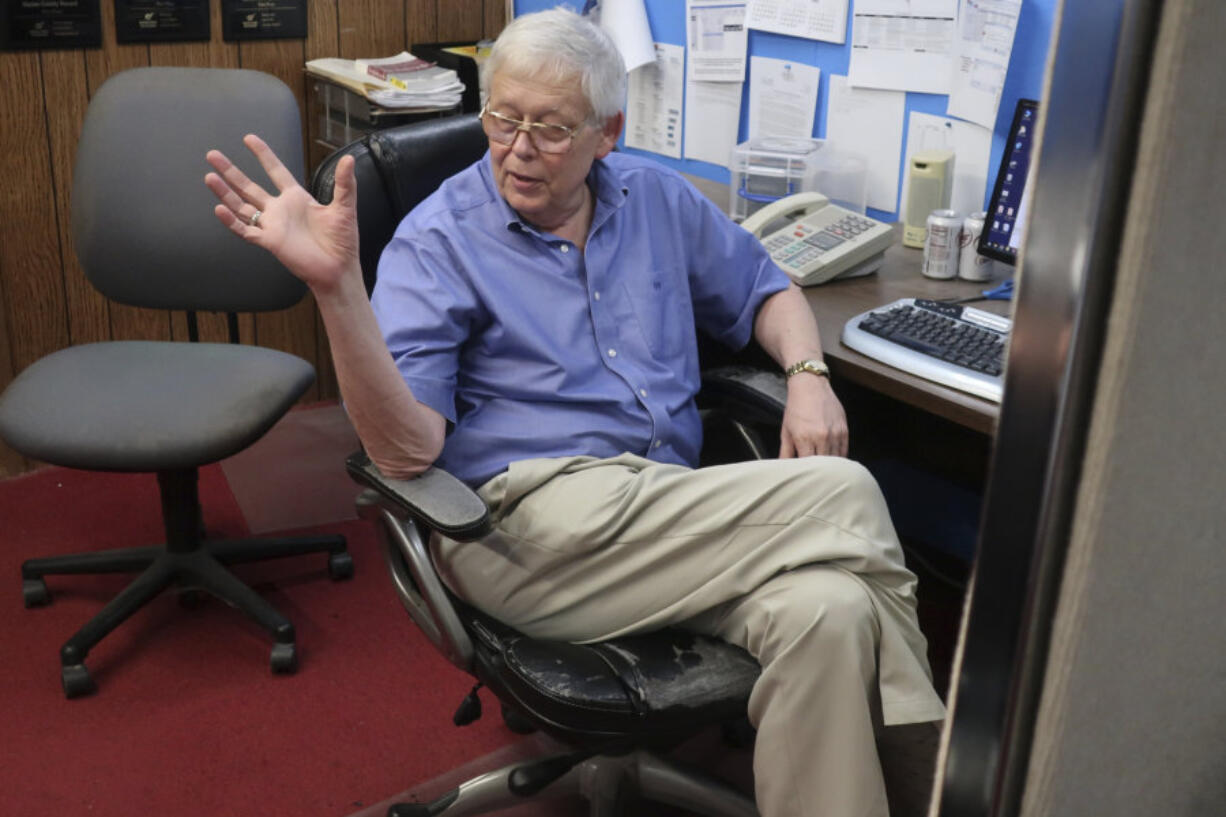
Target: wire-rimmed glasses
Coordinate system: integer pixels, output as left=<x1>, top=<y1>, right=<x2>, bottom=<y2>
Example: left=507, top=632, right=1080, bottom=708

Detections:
left=479, top=104, right=584, bottom=154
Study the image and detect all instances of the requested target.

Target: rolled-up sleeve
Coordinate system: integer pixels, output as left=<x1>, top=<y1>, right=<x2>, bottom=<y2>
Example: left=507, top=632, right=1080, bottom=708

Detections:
left=684, top=188, right=791, bottom=351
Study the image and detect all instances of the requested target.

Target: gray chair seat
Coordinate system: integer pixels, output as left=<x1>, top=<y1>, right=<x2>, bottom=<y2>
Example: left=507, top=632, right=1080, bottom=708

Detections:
left=6, top=66, right=351, bottom=699
left=0, top=341, right=314, bottom=472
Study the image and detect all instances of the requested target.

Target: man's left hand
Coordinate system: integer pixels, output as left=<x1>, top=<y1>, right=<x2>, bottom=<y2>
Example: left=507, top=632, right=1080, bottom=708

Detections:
left=779, top=374, right=848, bottom=458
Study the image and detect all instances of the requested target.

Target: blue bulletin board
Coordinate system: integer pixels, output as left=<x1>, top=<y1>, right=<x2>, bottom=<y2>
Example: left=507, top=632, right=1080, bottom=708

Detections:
left=511, top=1, right=1057, bottom=221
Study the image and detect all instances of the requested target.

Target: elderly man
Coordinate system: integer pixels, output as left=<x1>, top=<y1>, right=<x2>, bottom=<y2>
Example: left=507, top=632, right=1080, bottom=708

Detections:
left=204, top=8, right=944, bottom=816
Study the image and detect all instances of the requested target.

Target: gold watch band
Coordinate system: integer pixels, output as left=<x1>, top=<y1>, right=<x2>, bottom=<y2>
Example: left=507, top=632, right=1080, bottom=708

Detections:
left=785, top=358, right=829, bottom=379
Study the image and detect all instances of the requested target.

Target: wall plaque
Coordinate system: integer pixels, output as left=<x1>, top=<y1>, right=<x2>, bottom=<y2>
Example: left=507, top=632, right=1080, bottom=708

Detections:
left=221, top=0, right=306, bottom=41
left=1, top=0, right=102, bottom=51
left=115, top=0, right=209, bottom=43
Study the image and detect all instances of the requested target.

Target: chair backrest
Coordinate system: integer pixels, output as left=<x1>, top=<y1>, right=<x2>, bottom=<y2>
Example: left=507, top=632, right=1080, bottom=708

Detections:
left=309, top=114, right=488, bottom=295
left=72, top=67, right=307, bottom=313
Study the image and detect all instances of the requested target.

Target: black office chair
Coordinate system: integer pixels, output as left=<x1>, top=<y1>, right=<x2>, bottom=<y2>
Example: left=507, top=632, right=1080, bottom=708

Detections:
left=0, top=68, right=350, bottom=698
left=311, top=115, right=791, bottom=816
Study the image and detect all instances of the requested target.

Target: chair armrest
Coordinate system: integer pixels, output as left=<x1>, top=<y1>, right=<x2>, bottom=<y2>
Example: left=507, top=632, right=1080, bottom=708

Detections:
left=345, top=450, right=491, bottom=540
left=347, top=450, right=484, bottom=671
left=699, top=364, right=788, bottom=426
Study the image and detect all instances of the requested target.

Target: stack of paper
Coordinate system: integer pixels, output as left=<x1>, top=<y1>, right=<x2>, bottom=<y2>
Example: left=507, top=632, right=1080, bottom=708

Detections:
left=305, top=52, right=464, bottom=110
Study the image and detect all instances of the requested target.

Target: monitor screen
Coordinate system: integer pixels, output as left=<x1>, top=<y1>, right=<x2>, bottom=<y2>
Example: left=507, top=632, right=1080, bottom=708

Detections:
left=978, top=98, right=1040, bottom=265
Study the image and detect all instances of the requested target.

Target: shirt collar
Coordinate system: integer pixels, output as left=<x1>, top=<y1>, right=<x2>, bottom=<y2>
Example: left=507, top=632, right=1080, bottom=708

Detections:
left=479, top=152, right=629, bottom=237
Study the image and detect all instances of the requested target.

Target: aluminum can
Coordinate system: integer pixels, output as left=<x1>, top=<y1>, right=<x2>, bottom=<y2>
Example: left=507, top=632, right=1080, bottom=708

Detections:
left=922, top=209, right=961, bottom=279
left=958, top=211, right=994, bottom=281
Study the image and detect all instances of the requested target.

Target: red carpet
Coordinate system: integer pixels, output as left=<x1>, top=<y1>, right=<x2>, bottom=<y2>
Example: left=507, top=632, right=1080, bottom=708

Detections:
left=0, top=457, right=523, bottom=816
left=0, top=403, right=960, bottom=816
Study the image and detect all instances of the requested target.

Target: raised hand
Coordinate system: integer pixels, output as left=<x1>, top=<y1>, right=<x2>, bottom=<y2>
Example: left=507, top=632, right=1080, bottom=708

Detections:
left=205, top=134, right=360, bottom=294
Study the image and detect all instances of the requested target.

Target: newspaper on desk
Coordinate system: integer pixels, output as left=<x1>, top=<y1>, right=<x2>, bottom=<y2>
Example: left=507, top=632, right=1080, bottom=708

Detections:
left=306, top=52, right=464, bottom=109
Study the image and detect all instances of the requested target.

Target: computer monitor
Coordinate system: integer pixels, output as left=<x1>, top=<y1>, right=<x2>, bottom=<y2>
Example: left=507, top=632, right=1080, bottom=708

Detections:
left=978, top=98, right=1040, bottom=265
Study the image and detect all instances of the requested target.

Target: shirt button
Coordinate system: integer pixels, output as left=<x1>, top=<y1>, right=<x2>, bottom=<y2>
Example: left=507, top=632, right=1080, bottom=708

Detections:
left=639, top=389, right=648, bottom=397
left=560, top=244, right=570, bottom=253
left=653, top=440, right=662, bottom=449
left=593, top=291, right=601, bottom=301
left=607, top=348, right=617, bottom=358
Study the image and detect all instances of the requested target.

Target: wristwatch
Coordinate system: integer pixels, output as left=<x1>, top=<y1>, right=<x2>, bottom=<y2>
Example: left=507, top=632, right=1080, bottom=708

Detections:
left=785, top=358, right=830, bottom=379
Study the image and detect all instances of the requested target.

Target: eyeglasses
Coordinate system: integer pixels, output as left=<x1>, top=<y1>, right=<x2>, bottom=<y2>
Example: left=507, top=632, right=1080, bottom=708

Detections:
left=480, top=105, right=584, bottom=154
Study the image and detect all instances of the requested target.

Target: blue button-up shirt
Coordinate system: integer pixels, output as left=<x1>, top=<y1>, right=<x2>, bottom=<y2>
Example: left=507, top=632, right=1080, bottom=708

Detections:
left=371, top=151, right=790, bottom=487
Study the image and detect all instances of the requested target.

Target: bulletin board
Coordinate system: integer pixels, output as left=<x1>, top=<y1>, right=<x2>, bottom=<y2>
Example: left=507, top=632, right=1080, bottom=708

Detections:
left=511, top=0, right=1057, bottom=221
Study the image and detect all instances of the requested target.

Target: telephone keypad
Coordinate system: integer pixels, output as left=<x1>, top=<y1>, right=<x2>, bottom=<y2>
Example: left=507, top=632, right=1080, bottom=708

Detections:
left=752, top=199, right=893, bottom=285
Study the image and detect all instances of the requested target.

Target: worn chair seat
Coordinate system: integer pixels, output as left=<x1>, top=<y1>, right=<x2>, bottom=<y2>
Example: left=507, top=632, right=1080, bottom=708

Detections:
left=489, top=625, right=761, bottom=739
left=0, top=341, right=314, bottom=472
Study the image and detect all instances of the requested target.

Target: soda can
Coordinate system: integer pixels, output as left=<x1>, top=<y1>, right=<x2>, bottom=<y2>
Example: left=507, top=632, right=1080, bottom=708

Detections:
left=958, top=211, right=994, bottom=282
left=922, top=209, right=961, bottom=279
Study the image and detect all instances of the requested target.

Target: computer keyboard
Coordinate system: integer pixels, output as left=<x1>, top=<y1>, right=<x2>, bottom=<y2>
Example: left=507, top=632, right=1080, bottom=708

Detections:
left=840, top=298, right=1012, bottom=402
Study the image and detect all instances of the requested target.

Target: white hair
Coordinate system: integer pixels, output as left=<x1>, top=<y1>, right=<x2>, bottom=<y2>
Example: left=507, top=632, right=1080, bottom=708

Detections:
left=480, top=6, right=627, bottom=122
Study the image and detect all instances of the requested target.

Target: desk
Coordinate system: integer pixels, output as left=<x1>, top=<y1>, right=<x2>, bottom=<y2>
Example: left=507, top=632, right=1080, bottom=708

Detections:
left=805, top=237, right=1009, bottom=564
left=306, top=76, right=460, bottom=174
left=683, top=174, right=1012, bottom=438
left=806, top=229, right=1012, bottom=437
left=675, top=177, right=1009, bottom=565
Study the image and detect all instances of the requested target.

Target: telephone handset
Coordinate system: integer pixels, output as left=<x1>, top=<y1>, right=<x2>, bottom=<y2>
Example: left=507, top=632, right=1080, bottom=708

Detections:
left=740, top=191, right=894, bottom=286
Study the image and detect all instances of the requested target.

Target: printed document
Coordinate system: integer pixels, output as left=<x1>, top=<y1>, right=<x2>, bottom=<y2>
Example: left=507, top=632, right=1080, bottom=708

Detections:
left=745, top=0, right=848, bottom=44
left=824, top=75, right=906, bottom=212
left=686, top=0, right=749, bottom=82
left=946, top=0, right=1021, bottom=129
left=848, top=0, right=957, bottom=95
left=747, top=56, right=820, bottom=140
left=587, top=0, right=657, bottom=72
left=683, top=73, right=744, bottom=167
left=625, top=42, right=686, bottom=159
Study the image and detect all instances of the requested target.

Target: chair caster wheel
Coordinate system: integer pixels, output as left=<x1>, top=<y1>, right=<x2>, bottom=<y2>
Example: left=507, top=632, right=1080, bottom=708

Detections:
left=22, top=578, right=50, bottom=608
left=270, top=642, right=297, bottom=674
left=62, top=663, right=96, bottom=698
left=327, top=551, right=354, bottom=581
left=501, top=703, right=538, bottom=735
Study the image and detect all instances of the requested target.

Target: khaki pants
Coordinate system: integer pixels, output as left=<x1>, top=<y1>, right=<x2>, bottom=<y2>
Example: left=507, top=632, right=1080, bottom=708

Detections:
left=433, top=453, right=946, bottom=817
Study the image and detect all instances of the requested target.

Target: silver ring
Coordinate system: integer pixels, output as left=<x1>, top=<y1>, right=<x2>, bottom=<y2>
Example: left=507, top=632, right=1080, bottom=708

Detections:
left=249, top=209, right=262, bottom=227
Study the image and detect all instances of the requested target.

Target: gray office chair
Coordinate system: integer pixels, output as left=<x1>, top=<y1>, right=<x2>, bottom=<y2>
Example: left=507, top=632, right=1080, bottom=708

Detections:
left=0, top=68, right=350, bottom=698
left=311, top=116, right=792, bottom=816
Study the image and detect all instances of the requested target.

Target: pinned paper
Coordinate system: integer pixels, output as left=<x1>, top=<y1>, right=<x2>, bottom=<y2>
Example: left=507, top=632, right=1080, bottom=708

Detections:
left=745, top=0, right=848, bottom=45
left=848, top=0, right=957, bottom=95
left=686, top=0, right=749, bottom=83
left=584, top=0, right=657, bottom=72
left=625, top=42, right=685, bottom=159
left=946, top=0, right=1022, bottom=129
left=825, top=75, right=906, bottom=213
left=683, top=75, right=744, bottom=167
left=747, top=56, right=820, bottom=140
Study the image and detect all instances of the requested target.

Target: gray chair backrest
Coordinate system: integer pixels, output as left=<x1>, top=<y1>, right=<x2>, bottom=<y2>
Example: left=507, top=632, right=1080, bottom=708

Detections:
left=71, top=67, right=307, bottom=313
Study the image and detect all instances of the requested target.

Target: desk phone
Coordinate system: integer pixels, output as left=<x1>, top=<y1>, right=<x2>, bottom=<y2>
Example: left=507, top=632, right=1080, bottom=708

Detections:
left=740, top=192, right=895, bottom=286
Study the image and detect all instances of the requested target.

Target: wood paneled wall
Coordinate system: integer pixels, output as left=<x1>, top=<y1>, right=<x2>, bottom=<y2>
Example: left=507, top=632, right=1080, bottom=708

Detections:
left=0, top=0, right=506, bottom=478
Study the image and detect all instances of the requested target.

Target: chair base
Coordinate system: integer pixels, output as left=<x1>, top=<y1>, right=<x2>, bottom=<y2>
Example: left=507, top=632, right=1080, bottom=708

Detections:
left=386, top=749, right=759, bottom=817
left=22, top=531, right=349, bottom=698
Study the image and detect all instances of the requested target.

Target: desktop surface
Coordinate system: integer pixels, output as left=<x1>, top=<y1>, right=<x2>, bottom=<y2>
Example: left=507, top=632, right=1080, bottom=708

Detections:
left=804, top=225, right=1011, bottom=436
left=681, top=173, right=1011, bottom=437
